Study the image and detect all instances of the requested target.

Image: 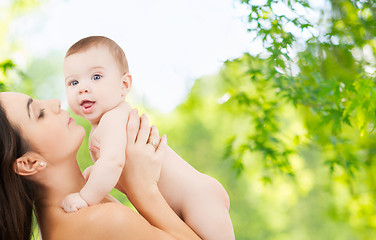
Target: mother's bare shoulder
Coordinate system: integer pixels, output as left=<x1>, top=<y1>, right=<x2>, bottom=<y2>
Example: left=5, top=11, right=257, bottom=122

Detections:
left=50, top=202, right=156, bottom=240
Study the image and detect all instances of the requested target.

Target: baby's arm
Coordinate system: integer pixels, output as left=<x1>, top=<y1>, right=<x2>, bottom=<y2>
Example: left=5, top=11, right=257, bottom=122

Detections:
left=62, top=103, right=130, bottom=212
left=81, top=103, right=129, bottom=205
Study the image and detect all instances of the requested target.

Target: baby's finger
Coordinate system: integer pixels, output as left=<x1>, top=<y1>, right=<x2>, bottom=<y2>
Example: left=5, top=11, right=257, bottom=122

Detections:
left=136, top=114, right=151, bottom=144
left=61, top=201, right=70, bottom=213
left=66, top=206, right=73, bottom=213
left=127, top=109, right=140, bottom=143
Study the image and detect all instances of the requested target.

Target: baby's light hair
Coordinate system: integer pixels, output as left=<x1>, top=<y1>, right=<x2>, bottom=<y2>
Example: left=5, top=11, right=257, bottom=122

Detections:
left=65, top=36, right=129, bottom=73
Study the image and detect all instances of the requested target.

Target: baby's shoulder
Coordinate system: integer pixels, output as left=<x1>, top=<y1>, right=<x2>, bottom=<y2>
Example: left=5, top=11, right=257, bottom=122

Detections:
left=117, top=101, right=132, bottom=112
left=101, top=101, right=131, bottom=122
left=109, top=101, right=132, bottom=115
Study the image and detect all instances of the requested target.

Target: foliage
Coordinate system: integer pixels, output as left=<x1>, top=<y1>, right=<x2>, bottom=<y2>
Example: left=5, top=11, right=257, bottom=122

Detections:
left=156, top=57, right=376, bottom=239
left=227, top=0, right=376, bottom=179
left=0, top=0, right=46, bottom=97
left=155, top=0, right=376, bottom=238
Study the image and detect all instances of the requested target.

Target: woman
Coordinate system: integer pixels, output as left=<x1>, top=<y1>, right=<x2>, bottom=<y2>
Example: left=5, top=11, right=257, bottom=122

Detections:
left=0, top=92, right=201, bottom=240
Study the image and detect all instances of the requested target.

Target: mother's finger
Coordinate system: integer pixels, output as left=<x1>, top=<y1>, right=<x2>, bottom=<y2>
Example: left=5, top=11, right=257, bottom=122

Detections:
left=148, top=125, right=160, bottom=151
left=136, top=114, right=151, bottom=144
left=156, top=134, right=167, bottom=157
left=127, top=109, right=140, bottom=143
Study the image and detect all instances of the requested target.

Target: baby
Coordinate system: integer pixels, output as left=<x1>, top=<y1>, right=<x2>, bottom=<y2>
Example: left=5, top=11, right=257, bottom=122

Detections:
left=62, top=36, right=234, bottom=240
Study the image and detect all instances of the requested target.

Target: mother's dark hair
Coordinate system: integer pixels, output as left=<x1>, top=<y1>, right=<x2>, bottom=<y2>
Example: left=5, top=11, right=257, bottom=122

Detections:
left=0, top=101, right=39, bottom=240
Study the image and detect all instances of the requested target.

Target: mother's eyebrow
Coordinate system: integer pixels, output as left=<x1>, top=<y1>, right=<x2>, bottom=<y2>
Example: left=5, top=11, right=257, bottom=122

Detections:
left=27, top=98, right=33, bottom=119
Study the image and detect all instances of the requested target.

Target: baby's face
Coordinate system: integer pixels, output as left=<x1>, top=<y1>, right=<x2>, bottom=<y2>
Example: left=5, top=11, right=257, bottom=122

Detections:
left=64, top=46, right=126, bottom=125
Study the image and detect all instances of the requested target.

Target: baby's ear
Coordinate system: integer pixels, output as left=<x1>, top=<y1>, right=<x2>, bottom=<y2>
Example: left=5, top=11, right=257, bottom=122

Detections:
left=14, top=152, right=47, bottom=176
left=121, top=73, right=132, bottom=96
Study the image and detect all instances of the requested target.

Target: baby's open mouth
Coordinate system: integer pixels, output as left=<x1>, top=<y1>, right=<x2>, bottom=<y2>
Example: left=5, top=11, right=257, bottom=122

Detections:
left=80, top=100, right=96, bottom=113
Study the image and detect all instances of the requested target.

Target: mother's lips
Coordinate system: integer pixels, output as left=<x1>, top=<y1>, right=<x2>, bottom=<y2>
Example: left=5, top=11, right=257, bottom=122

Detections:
left=68, top=117, right=75, bottom=125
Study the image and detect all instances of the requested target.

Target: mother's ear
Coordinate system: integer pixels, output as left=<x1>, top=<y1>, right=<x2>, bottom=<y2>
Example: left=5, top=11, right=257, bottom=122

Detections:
left=14, top=152, right=47, bottom=176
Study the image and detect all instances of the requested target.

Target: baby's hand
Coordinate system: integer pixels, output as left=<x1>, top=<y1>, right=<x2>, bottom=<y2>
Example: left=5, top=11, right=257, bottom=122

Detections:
left=61, top=193, right=88, bottom=213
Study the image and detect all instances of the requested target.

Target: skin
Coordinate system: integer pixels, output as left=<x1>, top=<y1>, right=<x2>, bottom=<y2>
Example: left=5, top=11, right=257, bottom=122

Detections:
left=64, top=46, right=131, bottom=127
left=63, top=45, right=235, bottom=239
left=62, top=46, right=132, bottom=210
left=0, top=92, right=201, bottom=240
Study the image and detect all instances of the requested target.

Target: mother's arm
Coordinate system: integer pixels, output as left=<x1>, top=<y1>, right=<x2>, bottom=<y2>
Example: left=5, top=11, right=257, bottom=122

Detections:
left=118, top=109, right=201, bottom=240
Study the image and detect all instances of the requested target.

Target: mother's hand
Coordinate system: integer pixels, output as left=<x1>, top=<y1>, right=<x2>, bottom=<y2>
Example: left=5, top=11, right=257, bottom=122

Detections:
left=122, top=109, right=167, bottom=196
left=116, top=109, right=201, bottom=240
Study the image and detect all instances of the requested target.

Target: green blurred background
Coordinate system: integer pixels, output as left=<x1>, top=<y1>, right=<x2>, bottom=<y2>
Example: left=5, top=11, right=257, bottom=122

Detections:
left=2, top=0, right=376, bottom=239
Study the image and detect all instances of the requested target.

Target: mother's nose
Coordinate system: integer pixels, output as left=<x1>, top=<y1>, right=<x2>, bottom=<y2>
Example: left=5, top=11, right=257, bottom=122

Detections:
left=50, top=99, right=61, bottom=113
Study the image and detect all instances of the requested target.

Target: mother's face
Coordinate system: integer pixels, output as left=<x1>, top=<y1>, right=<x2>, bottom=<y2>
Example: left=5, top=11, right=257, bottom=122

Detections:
left=0, top=92, right=85, bottom=163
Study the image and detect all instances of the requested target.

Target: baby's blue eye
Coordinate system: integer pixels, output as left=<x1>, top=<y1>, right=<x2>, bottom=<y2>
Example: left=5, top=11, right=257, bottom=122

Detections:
left=92, top=74, right=102, bottom=80
left=70, top=80, right=79, bottom=86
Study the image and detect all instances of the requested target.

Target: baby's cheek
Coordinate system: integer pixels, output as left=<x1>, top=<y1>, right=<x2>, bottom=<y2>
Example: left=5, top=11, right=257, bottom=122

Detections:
left=72, top=107, right=82, bottom=117
left=68, top=103, right=81, bottom=117
left=66, top=97, right=74, bottom=107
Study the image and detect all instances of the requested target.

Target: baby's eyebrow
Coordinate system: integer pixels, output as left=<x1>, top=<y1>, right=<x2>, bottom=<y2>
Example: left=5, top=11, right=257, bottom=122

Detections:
left=64, top=75, right=74, bottom=82
left=90, top=66, right=105, bottom=71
